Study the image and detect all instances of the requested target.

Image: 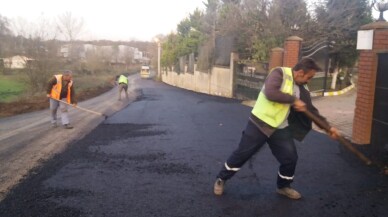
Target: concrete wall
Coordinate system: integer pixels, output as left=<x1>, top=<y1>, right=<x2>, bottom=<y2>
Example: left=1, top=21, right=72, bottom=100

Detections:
left=161, top=64, right=233, bottom=98
left=160, top=36, right=303, bottom=99
left=210, top=67, right=233, bottom=97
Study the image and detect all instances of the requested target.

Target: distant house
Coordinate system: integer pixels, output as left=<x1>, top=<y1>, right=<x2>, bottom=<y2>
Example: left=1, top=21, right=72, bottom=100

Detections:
left=58, top=43, right=148, bottom=64
left=59, top=45, right=70, bottom=58
left=2, top=55, right=34, bottom=69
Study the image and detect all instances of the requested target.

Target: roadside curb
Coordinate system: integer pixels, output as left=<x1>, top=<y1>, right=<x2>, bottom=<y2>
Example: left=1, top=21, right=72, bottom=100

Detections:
left=241, top=84, right=355, bottom=107
left=310, top=84, right=355, bottom=97
left=241, top=100, right=255, bottom=107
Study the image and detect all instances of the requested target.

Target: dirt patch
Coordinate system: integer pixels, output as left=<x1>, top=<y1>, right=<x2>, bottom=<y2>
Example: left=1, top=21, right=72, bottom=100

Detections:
left=0, top=85, right=113, bottom=118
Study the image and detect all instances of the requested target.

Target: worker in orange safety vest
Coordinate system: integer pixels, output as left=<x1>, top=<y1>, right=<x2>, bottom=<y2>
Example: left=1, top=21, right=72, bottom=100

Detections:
left=46, top=70, right=77, bottom=129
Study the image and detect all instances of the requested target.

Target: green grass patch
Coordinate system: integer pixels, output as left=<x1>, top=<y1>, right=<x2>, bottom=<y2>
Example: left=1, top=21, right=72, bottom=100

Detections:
left=0, top=75, right=25, bottom=102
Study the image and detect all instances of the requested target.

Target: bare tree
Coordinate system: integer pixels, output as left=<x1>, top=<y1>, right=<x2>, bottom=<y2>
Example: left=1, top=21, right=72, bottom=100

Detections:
left=57, top=12, right=84, bottom=42
left=122, top=46, right=134, bottom=70
left=0, top=14, right=12, bottom=59
left=21, top=16, right=62, bottom=92
left=0, top=14, right=11, bottom=37
left=11, top=17, right=33, bottom=39
left=34, top=15, right=58, bottom=41
left=84, top=48, right=105, bottom=74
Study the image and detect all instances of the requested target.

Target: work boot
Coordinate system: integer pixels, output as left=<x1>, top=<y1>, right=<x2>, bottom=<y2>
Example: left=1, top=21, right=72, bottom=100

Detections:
left=214, top=178, right=225, bottom=196
left=63, top=124, right=74, bottom=129
left=276, top=187, right=302, bottom=200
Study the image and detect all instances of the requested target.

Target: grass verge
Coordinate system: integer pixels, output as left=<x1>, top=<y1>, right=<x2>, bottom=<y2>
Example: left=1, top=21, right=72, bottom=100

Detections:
left=0, top=75, right=25, bottom=102
left=0, top=74, right=115, bottom=118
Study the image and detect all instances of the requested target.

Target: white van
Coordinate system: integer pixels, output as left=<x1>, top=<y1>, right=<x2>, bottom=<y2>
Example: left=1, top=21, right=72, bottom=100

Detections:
left=140, top=66, right=150, bottom=78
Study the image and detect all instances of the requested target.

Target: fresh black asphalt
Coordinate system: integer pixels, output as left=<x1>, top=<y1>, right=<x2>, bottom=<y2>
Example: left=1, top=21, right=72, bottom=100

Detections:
left=0, top=78, right=387, bottom=217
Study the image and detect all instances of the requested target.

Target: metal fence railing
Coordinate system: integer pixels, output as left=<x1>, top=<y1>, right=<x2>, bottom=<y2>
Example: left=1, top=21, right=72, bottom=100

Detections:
left=234, top=61, right=268, bottom=100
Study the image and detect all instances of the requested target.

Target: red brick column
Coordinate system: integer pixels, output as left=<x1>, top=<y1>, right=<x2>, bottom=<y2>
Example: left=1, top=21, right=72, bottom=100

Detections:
left=352, top=21, right=388, bottom=144
left=269, top=47, right=284, bottom=70
left=283, top=36, right=303, bottom=67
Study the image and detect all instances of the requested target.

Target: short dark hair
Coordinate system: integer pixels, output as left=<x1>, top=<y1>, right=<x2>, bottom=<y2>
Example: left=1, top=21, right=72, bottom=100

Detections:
left=293, top=57, right=322, bottom=73
left=62, top=70, right=73, bottom=76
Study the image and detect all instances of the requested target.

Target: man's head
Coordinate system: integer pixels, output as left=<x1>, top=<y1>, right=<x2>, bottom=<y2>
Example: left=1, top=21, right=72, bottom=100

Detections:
left=62, top=70, right=73, bottom=81
left=292, top=58, right=322, bottom=85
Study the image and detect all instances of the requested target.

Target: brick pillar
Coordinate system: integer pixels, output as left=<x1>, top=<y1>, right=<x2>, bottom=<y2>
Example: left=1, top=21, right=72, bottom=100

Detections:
left=352, top=21, right=388, bottom=144
left=269, top=47, right=284, bottom=70
left=283, top=36, right=303, bottom=67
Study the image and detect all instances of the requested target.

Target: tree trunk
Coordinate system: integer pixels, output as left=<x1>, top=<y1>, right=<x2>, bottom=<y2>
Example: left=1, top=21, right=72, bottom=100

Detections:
left=331, top=68, right=338, bottom=90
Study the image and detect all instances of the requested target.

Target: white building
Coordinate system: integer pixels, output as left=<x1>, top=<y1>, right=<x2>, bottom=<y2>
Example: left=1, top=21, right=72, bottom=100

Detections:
left=59, top=45, right=70, bottom=58
left=2, top=55, right=34, bottom=69
left=58, top=44, right=147, bottom=63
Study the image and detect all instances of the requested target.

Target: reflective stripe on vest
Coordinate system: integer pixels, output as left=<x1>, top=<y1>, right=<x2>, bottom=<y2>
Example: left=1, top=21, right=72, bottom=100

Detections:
left=118, top=75, right=128, bottom=84
left=50, top=74, right=73, bottom=103
left=251, top=67, right=294, bottom=128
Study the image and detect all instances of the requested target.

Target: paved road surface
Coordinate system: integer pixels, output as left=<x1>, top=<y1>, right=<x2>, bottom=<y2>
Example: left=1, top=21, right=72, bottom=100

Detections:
left=0, top=75, right=138, bottom=200
left=0, top=76, right=387, bottom=217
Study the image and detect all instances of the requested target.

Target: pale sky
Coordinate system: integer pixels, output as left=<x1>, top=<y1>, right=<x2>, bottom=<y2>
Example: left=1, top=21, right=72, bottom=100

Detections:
left=1, top=0, right=206, bottom=41
left=1, top=1, right=382, bottom=42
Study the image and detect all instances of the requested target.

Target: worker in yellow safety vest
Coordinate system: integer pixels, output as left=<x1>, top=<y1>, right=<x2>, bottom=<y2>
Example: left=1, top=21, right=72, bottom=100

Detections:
left=46, top=70, right=76, bottom=129
left=213, top=58, right=340, bottom=200
left=117, top=74, right=129, bottom=101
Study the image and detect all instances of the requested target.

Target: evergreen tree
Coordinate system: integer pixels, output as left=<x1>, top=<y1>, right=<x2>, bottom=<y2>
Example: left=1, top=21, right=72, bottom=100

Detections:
left=313, top=0, right=373, bottom=69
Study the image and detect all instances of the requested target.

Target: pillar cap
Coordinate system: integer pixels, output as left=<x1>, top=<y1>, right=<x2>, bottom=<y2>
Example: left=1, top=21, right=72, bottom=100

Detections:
left=361, top=21, right=388, bottom=30
left=286, top=36, right=303, bottom=41
left=272, top=47, right=284, bottom=52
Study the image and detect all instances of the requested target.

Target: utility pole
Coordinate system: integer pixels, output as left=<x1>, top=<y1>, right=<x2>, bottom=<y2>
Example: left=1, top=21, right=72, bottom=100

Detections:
left=154, top=37, right=161, bottom=80
left=157, top=42, right=161, bottom=80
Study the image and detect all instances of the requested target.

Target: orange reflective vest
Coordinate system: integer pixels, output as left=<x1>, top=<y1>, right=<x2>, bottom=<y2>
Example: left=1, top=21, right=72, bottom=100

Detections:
left=50, top=74, right=73, bottom=103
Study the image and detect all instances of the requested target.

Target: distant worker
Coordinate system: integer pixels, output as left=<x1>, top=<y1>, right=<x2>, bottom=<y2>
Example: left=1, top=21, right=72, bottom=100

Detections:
left=117, top=74, right=129, bottom=101
left=213, top=58, right=340, bottom=200
left=46, top=70, right=76, bottom=129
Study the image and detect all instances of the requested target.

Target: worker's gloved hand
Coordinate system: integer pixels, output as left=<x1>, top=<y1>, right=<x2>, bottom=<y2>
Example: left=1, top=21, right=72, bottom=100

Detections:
left=328, top=127, right=340, bottom=140
left=46, top=94, right=51, bottom=98
left=72, top=103, right=77, bottom=107
left=293, top=99, right=306, bottom=112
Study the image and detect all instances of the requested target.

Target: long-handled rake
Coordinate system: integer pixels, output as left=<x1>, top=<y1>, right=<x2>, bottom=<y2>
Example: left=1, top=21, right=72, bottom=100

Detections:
left=50, top=98, right=108, bottom=120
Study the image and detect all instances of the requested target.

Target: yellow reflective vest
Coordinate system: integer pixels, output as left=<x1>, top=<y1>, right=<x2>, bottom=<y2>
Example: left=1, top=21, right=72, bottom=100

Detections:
left=251, top=67, right=294, bottom=128
left=118, top=75, right=128, bottom=84
left=50, top=74, right=73, bottom=103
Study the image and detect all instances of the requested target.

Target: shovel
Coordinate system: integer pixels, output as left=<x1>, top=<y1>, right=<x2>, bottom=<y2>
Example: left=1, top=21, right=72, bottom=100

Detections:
left=50, top=98, right=108, bottom=120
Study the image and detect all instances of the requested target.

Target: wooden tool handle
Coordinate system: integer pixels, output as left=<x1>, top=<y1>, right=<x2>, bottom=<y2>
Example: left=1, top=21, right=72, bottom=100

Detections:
left=50, top=98, right=107, bottom=119
left=303, top=110, right=372, bottom=165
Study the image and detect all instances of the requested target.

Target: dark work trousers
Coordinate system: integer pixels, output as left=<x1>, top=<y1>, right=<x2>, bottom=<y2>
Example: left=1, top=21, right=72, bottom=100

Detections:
left=217, top=120, right=298, bottom=188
